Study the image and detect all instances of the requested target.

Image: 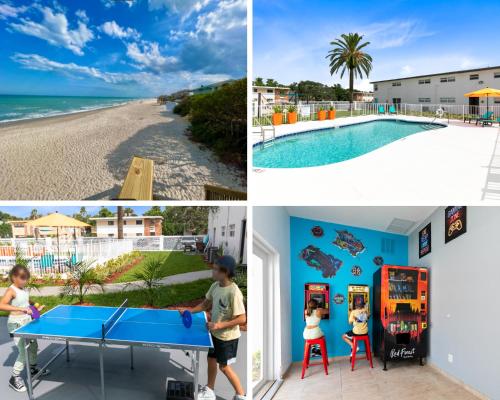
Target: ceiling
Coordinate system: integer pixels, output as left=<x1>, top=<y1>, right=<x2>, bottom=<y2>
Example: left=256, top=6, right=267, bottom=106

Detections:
left=285, top=207, right=437, bottom=235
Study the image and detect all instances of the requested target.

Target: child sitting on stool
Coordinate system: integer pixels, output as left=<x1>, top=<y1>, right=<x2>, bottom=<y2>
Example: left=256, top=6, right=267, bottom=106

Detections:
left=342, top=299, right=369, bottom=355
left=303, top=299, right=327, bottom=356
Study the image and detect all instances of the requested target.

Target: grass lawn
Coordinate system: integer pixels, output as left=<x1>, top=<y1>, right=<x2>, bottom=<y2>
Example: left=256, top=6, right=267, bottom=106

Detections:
left=0, top=278, right=212, bottom=317
left=115, top=251, right=209, bottom=283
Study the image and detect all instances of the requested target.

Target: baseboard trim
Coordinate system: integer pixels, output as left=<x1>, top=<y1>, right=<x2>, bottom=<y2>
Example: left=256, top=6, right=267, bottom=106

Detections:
left=427, top=362, right=489, bottom=400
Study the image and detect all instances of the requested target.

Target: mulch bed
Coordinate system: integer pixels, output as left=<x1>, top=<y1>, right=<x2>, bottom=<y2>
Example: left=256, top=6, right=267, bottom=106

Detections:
left=104, top=256, right=145, bottom=283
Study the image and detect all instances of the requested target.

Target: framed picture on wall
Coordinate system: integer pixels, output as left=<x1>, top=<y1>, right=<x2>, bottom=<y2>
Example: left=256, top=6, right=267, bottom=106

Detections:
left=419, top=223, right=431, bottom=258
left=445, top=206, right=467, bottom=244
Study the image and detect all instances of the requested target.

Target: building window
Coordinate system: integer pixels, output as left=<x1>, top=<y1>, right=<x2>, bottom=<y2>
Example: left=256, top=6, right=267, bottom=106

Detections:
left=495, top=99, right=500, bottom=104
left=440, top=97, right=456, bottom=103
left=391, top=82, right=401, bottom=87
left=108, top=233, right=114, bottom=237
left=266, top=89, right=273, bottom=93
left=107, top=221, right=114, bottom=226
left=136, top=233, right=142, bottom=236
left=136, top=220, right=143, bottom=225
left=221, top=226, right=226, bottom=237
left=495, top=72, right=500, bottom=78
left=229, top=224, right=236, bottom=237
left=418, top=79, right=431, bottom=84
left=253, top=88, right=257, bottom=92
left=123, top=221, right=127, bottom=225
left=374, top=84, right=378, bottom=91
left=470, top=74, right=479, bottom=80
left=440, top=76, right=455, bottom=83
left=418, top=98, right=431, bottom=103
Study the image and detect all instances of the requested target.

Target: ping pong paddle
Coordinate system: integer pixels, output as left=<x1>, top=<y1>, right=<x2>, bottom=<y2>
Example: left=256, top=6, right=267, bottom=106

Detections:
left=182, top=310, right=192, bottom=328
left=29, top=305, right=40, bottom=320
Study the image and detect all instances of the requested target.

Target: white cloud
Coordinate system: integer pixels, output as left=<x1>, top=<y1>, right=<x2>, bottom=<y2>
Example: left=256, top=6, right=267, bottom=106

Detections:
left=126, top=41, right=178, bottom=72
left=11, top=53, right=157, bottom=85
left=361, top=20, right=434, bottom=49
left=8, top=6, right=94, bottom=55
left=0, top=4, right=27, bottom=20
left=75, top=9, right=89, bottom=24
left=101, top=20, right=140, bottom=40
left=195, top=0, right=246, bottom=38
left=401, top=65, right=413, bottom=75
left=102, top=0, right=137, bottom=8
left=148, top=0, right=211, bottom=20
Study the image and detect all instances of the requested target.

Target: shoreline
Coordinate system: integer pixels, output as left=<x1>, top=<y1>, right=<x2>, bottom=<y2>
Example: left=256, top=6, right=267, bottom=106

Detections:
left=0, top=99, right=246, bottom=200
left=0, top=98, right=151, bottom=127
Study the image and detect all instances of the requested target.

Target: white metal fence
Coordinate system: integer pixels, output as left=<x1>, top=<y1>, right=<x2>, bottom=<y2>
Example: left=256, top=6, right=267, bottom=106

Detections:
left=252, top=101, right=500, bottom=126
left=0, top=235, right=205, bottom=276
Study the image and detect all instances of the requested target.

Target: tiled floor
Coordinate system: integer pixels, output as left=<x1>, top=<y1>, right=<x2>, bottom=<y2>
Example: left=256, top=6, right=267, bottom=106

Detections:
left=273, top=357, right=481, bottom=400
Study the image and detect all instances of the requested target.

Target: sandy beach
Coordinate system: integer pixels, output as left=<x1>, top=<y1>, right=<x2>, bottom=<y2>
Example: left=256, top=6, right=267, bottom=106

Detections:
left=0, top=99, right=246, bottom=200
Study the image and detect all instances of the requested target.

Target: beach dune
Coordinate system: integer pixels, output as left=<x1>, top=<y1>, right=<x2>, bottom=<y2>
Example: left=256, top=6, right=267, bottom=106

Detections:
left=0, top=100, right=245, bottom=200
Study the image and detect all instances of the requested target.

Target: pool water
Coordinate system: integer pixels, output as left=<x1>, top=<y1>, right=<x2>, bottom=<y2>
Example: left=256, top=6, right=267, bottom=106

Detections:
left=253, top=119, right=444, bottom=168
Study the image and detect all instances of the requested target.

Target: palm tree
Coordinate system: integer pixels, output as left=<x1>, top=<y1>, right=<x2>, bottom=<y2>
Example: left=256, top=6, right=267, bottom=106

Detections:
left=60, top=260, right=103, bottom=304
left=117, top=206, right=124, bottom=240
left=326, top=33, right=373, bottom=107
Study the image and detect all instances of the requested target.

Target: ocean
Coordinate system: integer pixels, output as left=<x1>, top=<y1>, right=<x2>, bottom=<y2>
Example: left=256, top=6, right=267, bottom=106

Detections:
left=0, top=95, right=137, bottom=123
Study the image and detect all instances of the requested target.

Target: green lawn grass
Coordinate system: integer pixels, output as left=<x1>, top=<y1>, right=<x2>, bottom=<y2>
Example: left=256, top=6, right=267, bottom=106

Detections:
left=115, top=251, right=208, bottom=283
left=0, top=278, right=213, bottom=317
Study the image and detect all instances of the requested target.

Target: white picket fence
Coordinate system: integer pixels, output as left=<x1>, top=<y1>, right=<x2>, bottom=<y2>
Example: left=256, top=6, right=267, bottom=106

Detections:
left=0, top=235, right=205, bottom=276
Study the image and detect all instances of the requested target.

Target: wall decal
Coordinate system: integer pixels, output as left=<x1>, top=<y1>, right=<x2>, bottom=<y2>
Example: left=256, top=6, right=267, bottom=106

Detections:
left=445, top=206, right=467, bottom=244
left=311, top=226, right=324, bottom=237
left=333, top=293, right=345, bottom=305
left=351, top=265, right=362, bottom=276
left=419, top=223, right=431, bottom=258
left=300, top=245, right=343, bottom=278
left=373, top=256, right=384, bottom=266
left=333, top=229, right=365, bottom=256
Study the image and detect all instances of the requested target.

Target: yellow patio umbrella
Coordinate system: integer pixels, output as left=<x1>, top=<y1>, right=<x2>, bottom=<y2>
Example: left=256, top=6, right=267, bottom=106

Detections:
left=27, top=213, right=90, bottom=266
left=464, top=87, right=500, bottom=113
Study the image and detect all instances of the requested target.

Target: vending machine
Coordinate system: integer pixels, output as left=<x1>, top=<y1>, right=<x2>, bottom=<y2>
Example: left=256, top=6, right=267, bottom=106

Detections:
left=304, top=283, right=330, bottom=320
left=347, top=284, right=370, bottom=317
left=373, top=265, right=428, bottom=370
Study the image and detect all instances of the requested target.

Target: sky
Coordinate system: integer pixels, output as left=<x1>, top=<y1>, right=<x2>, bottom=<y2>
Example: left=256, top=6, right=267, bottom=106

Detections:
left=0, top=206, right=152, bottom=218
left=0, top=0, right=246, bottom=97
left=253, top=0, right=500, bottom=91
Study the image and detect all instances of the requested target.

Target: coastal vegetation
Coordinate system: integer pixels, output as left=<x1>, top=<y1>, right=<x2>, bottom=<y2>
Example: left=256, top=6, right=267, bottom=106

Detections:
left=173, top=79, right=246, bottom=170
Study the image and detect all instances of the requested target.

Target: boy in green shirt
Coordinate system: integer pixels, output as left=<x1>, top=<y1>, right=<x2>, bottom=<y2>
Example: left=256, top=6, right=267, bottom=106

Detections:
left=180, top=256, right=246, bottom=400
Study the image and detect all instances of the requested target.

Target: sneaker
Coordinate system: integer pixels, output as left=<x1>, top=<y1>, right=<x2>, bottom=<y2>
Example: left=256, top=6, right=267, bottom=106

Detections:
left=197, top=386, right=216, bottom=400
left=233, top=395, right=246, bottom=400
left=30, top=366, right=50, bottom=376
left=9, top=376, right=26, bottom=392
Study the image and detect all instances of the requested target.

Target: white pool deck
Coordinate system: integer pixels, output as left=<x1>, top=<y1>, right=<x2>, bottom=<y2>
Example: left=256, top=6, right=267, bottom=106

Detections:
left=252, top=115, right=500, bottom=204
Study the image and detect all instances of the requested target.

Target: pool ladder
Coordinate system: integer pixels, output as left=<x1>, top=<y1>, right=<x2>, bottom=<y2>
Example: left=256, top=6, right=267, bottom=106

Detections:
left=253, top=120, right=276, bottom=148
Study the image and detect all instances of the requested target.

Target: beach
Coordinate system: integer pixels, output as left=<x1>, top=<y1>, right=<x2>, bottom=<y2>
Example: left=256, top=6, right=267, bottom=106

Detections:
left=0, top=99, right=246, bottom=200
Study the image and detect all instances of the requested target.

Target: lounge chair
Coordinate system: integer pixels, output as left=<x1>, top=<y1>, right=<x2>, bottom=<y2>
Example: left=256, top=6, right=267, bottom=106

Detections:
left=378, top=105, right=386, bottom=115
left=474, top=111, right=494, bottom=126
left=389, top=105, right=397, bottom=115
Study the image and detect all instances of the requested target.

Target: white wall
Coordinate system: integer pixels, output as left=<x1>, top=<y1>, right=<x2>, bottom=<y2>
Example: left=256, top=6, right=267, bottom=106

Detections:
left=374, top=67, right=500, bottom=105
left=253, top=206, right=292, bottom=376
left=408, top=207, right=500, bottom=399
left=208, top=206, right=247, bottom=264
left=95, top=220, right=144, bottom=237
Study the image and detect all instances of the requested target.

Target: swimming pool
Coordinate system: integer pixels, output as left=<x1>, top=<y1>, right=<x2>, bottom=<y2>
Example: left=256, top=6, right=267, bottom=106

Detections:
left=253, top=119, right=445, bottom=168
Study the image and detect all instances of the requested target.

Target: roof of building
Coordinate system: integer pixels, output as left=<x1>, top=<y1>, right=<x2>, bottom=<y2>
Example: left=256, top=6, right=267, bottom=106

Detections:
left=253, top=85, right=291, bottom=90
left=371, top=65, right=500, bottom=84
left=90, top=216, right=163, bottom=221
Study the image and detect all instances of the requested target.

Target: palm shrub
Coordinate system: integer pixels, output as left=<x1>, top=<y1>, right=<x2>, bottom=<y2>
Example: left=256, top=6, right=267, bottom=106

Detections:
left=287, top=105, right=297, bottom=113
left=273, top=105, right=283, bottom=114
left=60, top=260, right=104, bottom=304
left=14, top=246, right=40, bottom=292
left=131, top=257, right=164, bottom=306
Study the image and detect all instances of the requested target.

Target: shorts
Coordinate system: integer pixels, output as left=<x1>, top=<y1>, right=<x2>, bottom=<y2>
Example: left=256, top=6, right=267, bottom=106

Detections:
left=344, top=330, right=366, bottom=339
left=208, top=334, right=239, bottom=366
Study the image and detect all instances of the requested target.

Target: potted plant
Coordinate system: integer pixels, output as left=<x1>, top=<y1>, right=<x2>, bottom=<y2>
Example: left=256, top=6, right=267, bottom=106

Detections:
left=328, top=106, right=336, bottom=120
left=317, top=107, right=326, bottom=121
left=287, top=105, right=298, bottom=124
left=272, top=105, right=283, bottom=125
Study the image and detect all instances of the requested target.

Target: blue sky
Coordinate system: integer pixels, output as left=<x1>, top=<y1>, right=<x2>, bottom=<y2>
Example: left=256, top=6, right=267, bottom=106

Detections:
left=0, top=0, right=246, bottom=97
left=0, top=206, right=153, bottom=218
left=253, top=0, right=500, bottom=91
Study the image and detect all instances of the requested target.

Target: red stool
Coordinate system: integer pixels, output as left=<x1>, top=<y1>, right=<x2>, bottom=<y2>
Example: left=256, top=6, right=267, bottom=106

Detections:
left=301, top=337, right=329, bottom=379
left=351, top=335, right=373, bottom=371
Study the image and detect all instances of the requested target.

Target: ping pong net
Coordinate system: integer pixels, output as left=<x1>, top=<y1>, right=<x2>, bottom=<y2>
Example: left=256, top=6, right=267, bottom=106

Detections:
left=101, top=299, right=128, bottom=340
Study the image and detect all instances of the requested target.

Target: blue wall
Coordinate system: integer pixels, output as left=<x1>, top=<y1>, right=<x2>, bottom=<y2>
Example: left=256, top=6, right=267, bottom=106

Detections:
left=290, top=216, right=408, bottom=361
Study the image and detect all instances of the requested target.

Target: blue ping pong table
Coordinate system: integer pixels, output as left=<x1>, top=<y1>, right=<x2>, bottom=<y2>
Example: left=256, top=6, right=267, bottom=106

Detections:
left=14, top=300, right=213, bottom=400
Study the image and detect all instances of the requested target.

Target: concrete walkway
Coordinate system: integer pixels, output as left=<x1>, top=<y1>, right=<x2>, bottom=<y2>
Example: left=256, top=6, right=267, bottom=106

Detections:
left=0, top=270, right=212, bottom=297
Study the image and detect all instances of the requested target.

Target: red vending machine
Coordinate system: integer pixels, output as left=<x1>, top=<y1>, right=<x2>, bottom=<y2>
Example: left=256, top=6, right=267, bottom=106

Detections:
left=304, top=283, right=330, bottom=320
left=373, top=265, right=428, bottom=370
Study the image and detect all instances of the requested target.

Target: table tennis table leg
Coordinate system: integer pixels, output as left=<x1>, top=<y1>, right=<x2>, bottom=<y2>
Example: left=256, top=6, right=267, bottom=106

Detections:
left=24, top=341, right=34, bottom=400
left=193, top=350, right=200, bottom=400
left=130, top=346, right=134, bottom=370
left=66, top=340, right=70, bottom=362
left=99, top=343, right=106, bottom=400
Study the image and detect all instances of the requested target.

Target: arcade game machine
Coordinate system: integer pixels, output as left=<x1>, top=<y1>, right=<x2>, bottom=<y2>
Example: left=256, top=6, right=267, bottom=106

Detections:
left=304, top=283, right=330, bottom=320
left=348, top=284, right=370, bottom=317
left=373, top=265, right=429, bottom=370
